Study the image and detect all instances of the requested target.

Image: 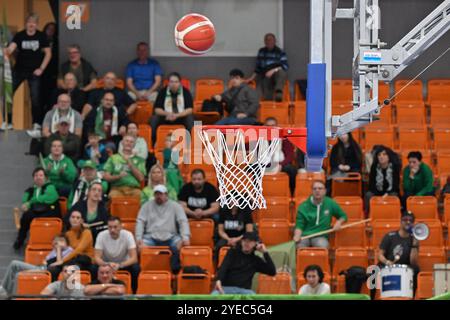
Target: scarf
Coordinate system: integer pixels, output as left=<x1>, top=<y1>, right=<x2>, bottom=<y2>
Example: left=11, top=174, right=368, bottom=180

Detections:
left=71, top=174, right=103, bottom=206
left=163, top=86, right=185, bottom=113
left=48, top=154, right=66, bottom=171
left=375, top=163, right=393, bottom=193
left=94, top=106, right=119, bottom=139
left=51, top=108, right=75, bottom=133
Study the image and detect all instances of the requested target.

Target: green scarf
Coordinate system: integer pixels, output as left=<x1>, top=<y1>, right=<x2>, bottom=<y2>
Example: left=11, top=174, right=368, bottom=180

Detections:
left=94, top=106, right=119, bottom=139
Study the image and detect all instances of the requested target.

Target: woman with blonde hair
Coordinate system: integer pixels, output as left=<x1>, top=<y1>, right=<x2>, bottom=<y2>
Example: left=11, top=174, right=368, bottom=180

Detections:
left=140, top=164, right=178, bottom=205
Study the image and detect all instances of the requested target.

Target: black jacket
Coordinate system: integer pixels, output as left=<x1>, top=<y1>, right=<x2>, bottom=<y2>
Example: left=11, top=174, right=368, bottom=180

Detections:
left=67, top=200, right=110, bottom=242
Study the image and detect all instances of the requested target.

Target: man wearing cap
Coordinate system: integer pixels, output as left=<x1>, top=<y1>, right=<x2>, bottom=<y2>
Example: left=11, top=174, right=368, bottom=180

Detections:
left=212, top=231, right=276, bottom=295
left=213, top=69, right=259, bottom=125
left=135, top=184, right=190, bottom=272
left=43, top=116, right=81, bottom=161
left=68, top=160, right=108, bottom=209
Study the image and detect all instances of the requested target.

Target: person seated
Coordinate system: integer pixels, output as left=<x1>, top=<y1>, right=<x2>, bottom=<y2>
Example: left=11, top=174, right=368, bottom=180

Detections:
left=94, top=216, right=140, bottom=294
left=103, top=135, right=146, bottom=199
left=264, top=117, right=298, bottom=196
left=150, top=72, right=194, bottom=146
left=178, top=169, right=220, bottom=221
left=50, top=72, right=87, bottom=114
left=215, top=205, right=254, bottom=263
left=42, top=139, right=77, bottom=197
left=43, top=116, right=81, bottom=162
left=126, top=42, right=162, bottom=103
left=33, top=93, right=83, bottom=139
left=82, top=72, right=137, bottom=119
left=135, top=185, right=190, bottom=273
left=84, top=92, right=129, bottom=152
left=84, top=264, right=125, bottom=296
left=82, top=131, right=109, bottom=171
left=68, top=182, right=110, bottom=243
left=14, top=167, right=60, bottom=250
left=118, top=122, right=148, bottom=160
left=40, top=264, right=85, bottom=297
left=293, top=180, right=347, bottom=248
left=1, top=235, right=72, bottom=296
left=364, top=146, right=401, bottom=212
left=162, top=132, right=184, bottom=195
left=57, top=44, right=97, bottom=92
left=214, top=69, right=259, bottom=125
left=402, top=151, right=435, bottom=207
left=298, top=265, right=330, bottom=295
left=47, top=210, right=94, bottom=281
left=329, top=132, right=362, bottom=177
left=212, top=232, right=276, bottom=295
left=245, top=33, right=288, bottom=102
left=141, top=164, right=178, bottom=205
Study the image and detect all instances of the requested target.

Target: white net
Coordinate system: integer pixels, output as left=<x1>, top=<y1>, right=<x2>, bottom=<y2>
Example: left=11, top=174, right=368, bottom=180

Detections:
left=198, top=128, right=281, bottom=210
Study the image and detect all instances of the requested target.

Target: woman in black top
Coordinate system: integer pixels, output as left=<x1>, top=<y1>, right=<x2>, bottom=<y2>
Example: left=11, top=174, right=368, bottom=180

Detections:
left=329, top=132, right=362, bottom=176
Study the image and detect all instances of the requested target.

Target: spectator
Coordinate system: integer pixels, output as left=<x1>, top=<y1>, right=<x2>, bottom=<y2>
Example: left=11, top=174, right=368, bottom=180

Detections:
left=1, top=235, right=73, bottom=296
left=141, top=164, right=178, bottom=205
left=135, top=184, right=190, bottom=272
left=58, top=44, right=97, bottom=92
left=68, top=160, right=108, bottom=208
left=118, top=122, right=148, bottom=160
left=329, top=132, right=362, bottom=177
left=40, top=93, right=83, bottom=139
left=246, top=33, right=288, bottom=102
left=150, top=72, right=194, bottom=145
left=82, top=131, right=109, bottom=171
left=162, top=132, right=184, bottom=195
left=40, top=22, right=59, bottom=115
left=84, top=92, right=129, bottom=151
left=441, top=176, right=450, bottom=200
left=212, top=232, right=276, bottom=295
left=43, top=116, right=81, bottom=161
left=68, top=182, right=110, bottom=242
left=264, top=117, right=298, bottom=195
left=126, top=42, right=162, bottom=102
left=47, top=210, right=94, bottom=281
left=298, top=265, right=330, bottom=295
left=2, top=13, right=51, bottom=131
left=215, top=205, right=254, bottom=261
left=42, top=139, right=77, bottom=197
left=41, top=265, right=85, bottom=297
left=178, top=169, right=220, bottom=221
left=293, top=180, right=347, bottom=248
left=94, top=217, right=140, bottom=293
left=82, top=72, right=137, bottom=119
left=103, top=135, right=146, bottom=199
left=214, top=69, right=259, bottom=125
left=84, top=264, right=125, bottom=296
left=14, top=167, right=60, bottom=250
left=365, top=146, right=401, bottom=212
left=50, top=72, right=87, bottom=114
left=402, top=151, right=435, bottom=206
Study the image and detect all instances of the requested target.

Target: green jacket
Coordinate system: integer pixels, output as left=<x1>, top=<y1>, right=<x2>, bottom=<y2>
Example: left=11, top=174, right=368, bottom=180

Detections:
left=403, top=163, right=434, bottom=196
left=295, top=196, right=348, bottom=238
left=42, top=155, right=78, bottom=191
left=22, top=182, right=59, bottom=210
left=103, top=154, right=147, bottom=188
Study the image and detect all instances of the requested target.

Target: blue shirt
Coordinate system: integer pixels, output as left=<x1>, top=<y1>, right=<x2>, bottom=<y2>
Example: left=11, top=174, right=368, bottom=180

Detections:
left=126, top=58, right=162, bottom=90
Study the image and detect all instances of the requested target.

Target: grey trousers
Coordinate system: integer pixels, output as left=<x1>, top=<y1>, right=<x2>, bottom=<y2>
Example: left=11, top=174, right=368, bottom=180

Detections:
left=257, top=69, right=288, bottom=100
left=1, top=260, right=42, bottom=295
left=296, top=236, right=329, bottom=249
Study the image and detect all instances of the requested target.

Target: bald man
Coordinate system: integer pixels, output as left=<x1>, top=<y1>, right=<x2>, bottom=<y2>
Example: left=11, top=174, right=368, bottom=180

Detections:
left=49, top=72, right=88, bottom=114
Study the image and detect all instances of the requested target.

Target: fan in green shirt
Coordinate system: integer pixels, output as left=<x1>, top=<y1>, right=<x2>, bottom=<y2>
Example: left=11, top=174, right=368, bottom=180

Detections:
left=402, top=151, right=435, bottom=204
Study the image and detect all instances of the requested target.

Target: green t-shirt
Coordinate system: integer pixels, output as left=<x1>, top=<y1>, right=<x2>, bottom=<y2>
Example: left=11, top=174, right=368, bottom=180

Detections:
left=103, top=154, right=146, bottom=188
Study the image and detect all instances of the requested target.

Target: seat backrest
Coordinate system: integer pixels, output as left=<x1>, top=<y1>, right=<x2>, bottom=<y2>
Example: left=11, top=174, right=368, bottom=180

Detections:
left=257, top=272, right=292, bottom=294
left=137, top=271, right=172, bottom=295
left=434, top=128, right=450, bottom=151
left=129, top=101, right=153, bottom=125
left=370, top=220, right=401, bottom=249
left=262, top=172, right=291, bottom=198
left=140, top=246, right=172, bottom=272
left=430, top=103, right=450, bottom=126
left=180, top=246, right=214, bottom=275
left=253, top=197, right=291, bottom=223
left=436, top=151, right=450, bottom=174
left=406, top=196, right=439, bottom=220
left=110, top=197, right=141, bottom=219
left=364, top=126, right=395, bottom=151
left=217, top=246, right=230, bottom=268
left=194, top=78, right=224, bottom=101
left=96, top=77, right=125, bottom=89
left=258, top=101, right=290, bottom=125
left=29, top=218, right=63, bottom=247
left=415, top=219, right=444, bottom=248
left=155, top=125, right=187, bottom=152
left=427, top=79, right=450, bottom=103
left=114, top=270, right=132, bottom=294
left=332, top=79, right=353, bottom=103
left=333, top=248, right=369, bottom=276
left=418, top=247, right=446, bottom=272
left=394, top=80, right=423, bottom=102
left=370, top=196, right=401, bottom=221
left=331, top=173, right=362, bottom=197
left=189, top=219, right=214, bottom=248
left=398, top=126, right=429, bottom=150
left=121, top=218, right=137, bottom=234
left=444, top=196, right=450, bottom=224
left=16, top=271, right=52, bottom=295
left=334, top=197, right=364, bottom=220
left=417, top=272, right=434, bottom=299
left=24, top=246, right=52, bottom=265
left=296, top=248, right=330, bottom=274
left=395, top=103, right=426, bottom=125
left=292, top=101, right=306, bottom=126
left=334, top=222, right=367, bottom=249
left=258, top=219, right=291, bottom=246
left=294, top=172, right=326, bottom=198
left=176, top=273, right=211, bottom=294
left=332, top=103, right=353, bottom=116
left=138, top=124, right=152, bottom=151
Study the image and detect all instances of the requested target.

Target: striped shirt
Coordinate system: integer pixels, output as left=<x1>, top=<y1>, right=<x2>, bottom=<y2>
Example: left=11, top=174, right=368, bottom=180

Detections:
left=255, top=46, right=288, bottom=74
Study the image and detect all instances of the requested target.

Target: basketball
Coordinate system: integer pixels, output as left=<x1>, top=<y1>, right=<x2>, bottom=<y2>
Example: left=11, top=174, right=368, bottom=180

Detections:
left=174, top=13, right=215, bottom=55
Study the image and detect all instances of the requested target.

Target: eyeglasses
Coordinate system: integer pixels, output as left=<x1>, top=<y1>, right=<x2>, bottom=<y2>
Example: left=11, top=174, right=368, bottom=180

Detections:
left=401, top=218, right=414, bottom=222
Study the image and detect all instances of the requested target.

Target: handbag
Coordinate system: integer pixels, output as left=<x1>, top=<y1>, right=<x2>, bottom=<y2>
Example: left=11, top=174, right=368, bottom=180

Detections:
left=201, top=99, right=224, bottom=115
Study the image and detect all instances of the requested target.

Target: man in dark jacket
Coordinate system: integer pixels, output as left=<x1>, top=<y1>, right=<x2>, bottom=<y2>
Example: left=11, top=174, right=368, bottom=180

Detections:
left=43, top=116, right=81, bottom=161
left=212, top=231, right=276, bottom=294
left=214, top=69, right=259, bottom=125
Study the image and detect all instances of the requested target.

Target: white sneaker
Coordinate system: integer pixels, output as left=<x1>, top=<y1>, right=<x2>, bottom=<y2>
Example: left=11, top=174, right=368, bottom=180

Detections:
left=32, top=123, right=41, bottom=131
left=26, top=129, right=42, bottom=139
left=0, top=123, right=13, bottom=131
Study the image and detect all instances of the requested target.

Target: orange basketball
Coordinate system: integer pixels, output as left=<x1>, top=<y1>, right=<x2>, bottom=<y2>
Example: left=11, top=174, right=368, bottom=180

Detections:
left=174, top=13, right=215, bottom=55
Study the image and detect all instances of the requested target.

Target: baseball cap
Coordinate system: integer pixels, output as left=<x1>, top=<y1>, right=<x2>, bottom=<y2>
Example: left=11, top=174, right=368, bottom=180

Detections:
left=242, top=231, right=258, bottom=242
left=401, top=210, right=415, bottom=222
left=58, top=116, right=70, bottom=124
left=153, top=184, right=168, bottom=194
left=82, top=160, right=96, bottom=170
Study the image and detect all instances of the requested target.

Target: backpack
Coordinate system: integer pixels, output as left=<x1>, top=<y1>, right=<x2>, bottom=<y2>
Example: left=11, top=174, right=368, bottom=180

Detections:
left=339, top=266, right=368, bottom=293
left=201, top=99, right=224, bottom=115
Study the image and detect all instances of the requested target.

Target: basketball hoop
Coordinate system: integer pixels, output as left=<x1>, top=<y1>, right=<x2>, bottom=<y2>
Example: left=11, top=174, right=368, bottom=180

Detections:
left=198, top=125, right=307, bottom=210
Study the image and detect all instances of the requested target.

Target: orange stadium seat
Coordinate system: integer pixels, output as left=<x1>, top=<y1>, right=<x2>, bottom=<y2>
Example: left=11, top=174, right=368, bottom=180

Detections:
left=129, top=101, right=153, bottom=125
left=28, top=218, right=63, bottom=248
left=189, top=219, right=214, bottom=248
left=186, top=163, right=217, bottom=186
left=180, top=246, right=214, bottom=276
left=393, top=80, right=423, bottom=103
left=294, top=172, right=326, bottom=198
left=395, top=103, right=426, bottom=126
left=297, top=272, right=331, bottom=293
left=138, top=124, right=152, bottom=151
left=24, top=246, right=52, bottom=265
left=177, top=273, right=211, bottom=294
left=427, top=79, right=450, bottom=104
left=332, top=103, right=353, bottom=116
left=110, top=196, right=140, bottom=220
left=96, top=77, right=125, bottom=89
left=364, top=126, right=395, bottom=151
left=291, top=101, right=306, bottom=126
left=192, top=101, right=221, bottom=124
left=262, top=173, right=290, bottom=198
left=418, top=247, right=446, bottom=272
left=333, top=248, right=369, bottom=278
left=444, top=196, right=450, bottom=225
left=16, top=271, right=51, bottom=295
left=406, top=196, right=439, bottom=220
left=296, top=248, right=330, bottom=275
left=59, top=197, right=68, bottom=217
left=253, top=197, right=291, bottom=224
left=370, top=196, right=401, bottom=221
left=334, top=197, right=364, bottom=221
left=294, top=81, right=306, bottom=101
left=163, top=78, right=191, bottom=91
left=436, top=152, right=450, bottom=175
left=114, top=270, right=132, bottom=294
left=137, top=271, right=172, bottom=295
left=332, top=79, right=352, bottom=103
left=121, top=219, right=136, bottom=234
left=370, top=220, right=400, bottom=249
left=257, top=272, right=292, bottom=294
left=140, top=246, right=172, bottom=272
left=429, top=103, right=450, bottom=126
left=259, top=101, right=290, bottom=125
left=376, top=106, right=393, bottom=125
left=415, top=219, right=444, bottom=249
left=155, top=125, right=187, bottom=152
left=433, top=127, right=450, bottom=151
left=217, top=246, right=230, bottom=268
left=283, top=80, right=291, bottom=102
left=334, top=221, right=368, bottom=249
left=417, top=272, right=434, bottom=299
left=194, top=78, right=224, bottom=101
left=331, top=172, right=362, bottom=197
left=397, top=126, right=429, bottom=150
left=258, top=219, right=291, bottom=246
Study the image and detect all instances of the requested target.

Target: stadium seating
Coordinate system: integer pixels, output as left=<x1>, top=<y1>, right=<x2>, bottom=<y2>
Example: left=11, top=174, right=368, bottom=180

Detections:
left=332, top=79, right=352, bottom=103
left=444, top=196, right=450, bottom=225
left=333, top=221, right=368, bottom=249
left=417, top=272, right=434, bottom=299
left=137, top=271, right=173, bottom=295
left=364, top=126, right=395, bottom=151
left=24, top=246, right=51, bottom=265
left=194, top=78, right=224, bottom=101
left=296, top=248, right=330, bottom=274
left=155, top=125, right=187, bottom=152
left=332, top=103, right=353, bottom=116
left=257, top=272, right=292, bottom=294
left=140, top=246, right=172, bottom=272
left=258, top=101, right=290, bottom=125
left=59, top=197, right=68, bottom=217
left=180, top=246, right=214, bottom=276
left=294, top=81, right=306, bottom=101
left=331, top=172, right=362, bottom=197
left=258, top=219, right=291, bottom=246
left=110, top=197, right=141, bottom=220
left=253, top=197, right=291, bottom=224
left=369, top=196, right=402, bottom=221
left=217, top=246, right=230, bottom=268
left=262, top=173, right=291, bottom=198
left=418, top=247, right=446, bottom=272
left=138, top=124, right=152, bottom=151
left=16, top=271, right=51, bottom=295
left=291, top=101, right=306, bottom=126
left=121, top=219, right=137, bottom=234
left=415, top=219, right=444, bottom=249
left=28, top=218, right=63, bottom=248
left=436, top=151, right=450, bottom=175
left=114, top=271, right=132, bottom=294
left=129, top=101, right=153, bottom=125
left=370, top=220, right=400, bottom=249
left=397, top=126, right=429, bottom=150
left=96, top=78, right=125, bottom=89
left=333, top=248, right=369, bottom=278
left=406, top=196, right=439, bottom=220
left=395, top=103, right=426, bottom=126
left=429, top=103, right=450, bottom=126
left=177, top=273, right=211, bottom=294
left=393, top=80, right=423, bottom=103
left=433, top=127, right=450, bottom=151
left=427, top=79, right=450, bottom=104
left=334, top=197, right=364, bottom=221
left=294, top=172, right=326, bottom=198
left=188, top=219, right=214, bottom=248
left=163, top=78, right=191, bottom=90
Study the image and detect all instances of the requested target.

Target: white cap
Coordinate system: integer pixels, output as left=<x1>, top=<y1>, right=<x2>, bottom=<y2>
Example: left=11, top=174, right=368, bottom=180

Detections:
left=153, top=184, right=168, bottom=194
